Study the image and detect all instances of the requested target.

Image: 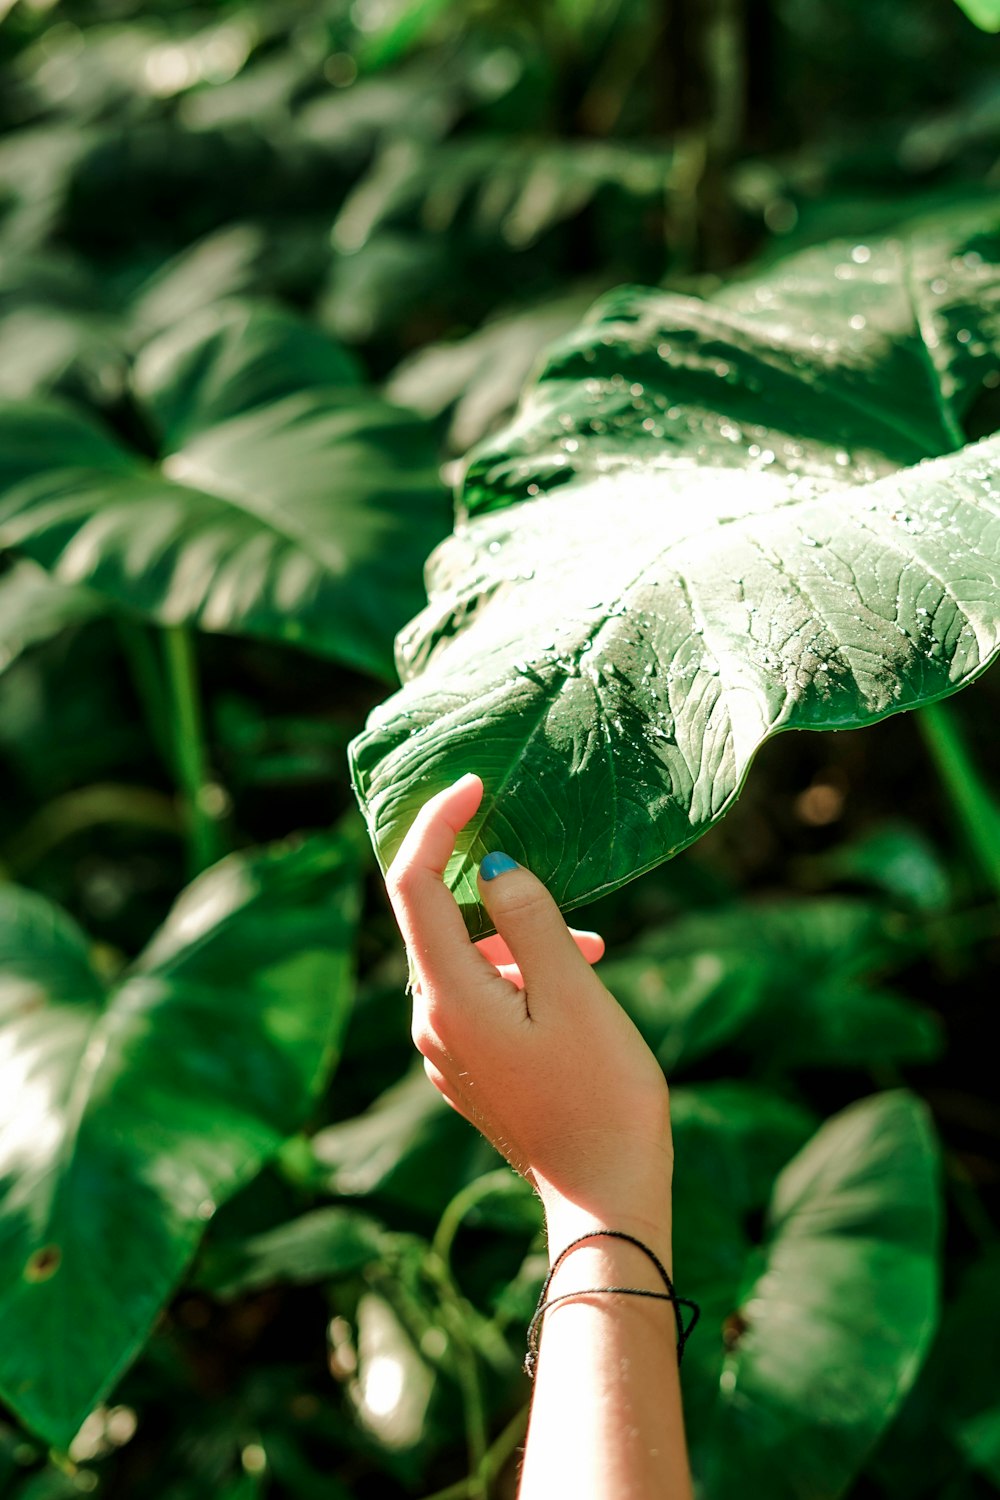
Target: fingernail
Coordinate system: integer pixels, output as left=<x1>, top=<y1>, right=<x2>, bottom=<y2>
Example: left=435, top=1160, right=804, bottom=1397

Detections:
left=480, top=851, right=519, bottom=881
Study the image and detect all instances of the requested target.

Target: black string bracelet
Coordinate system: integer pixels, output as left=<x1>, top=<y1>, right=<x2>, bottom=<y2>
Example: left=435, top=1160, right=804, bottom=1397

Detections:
left=525, top=1229, right=700, bottom=1379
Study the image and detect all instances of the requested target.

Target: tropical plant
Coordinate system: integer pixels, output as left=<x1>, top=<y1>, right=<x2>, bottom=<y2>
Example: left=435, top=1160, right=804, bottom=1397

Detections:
left=0, top=1, right=998, bottom=1498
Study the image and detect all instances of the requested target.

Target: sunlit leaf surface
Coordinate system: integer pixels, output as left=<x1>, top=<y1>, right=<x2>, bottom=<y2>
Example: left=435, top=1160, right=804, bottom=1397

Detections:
left=0, top=832, right=360, bottom=1449
left=0, top=301, right=450, bottom=680
left=351, top=208, right=1000, bottom=934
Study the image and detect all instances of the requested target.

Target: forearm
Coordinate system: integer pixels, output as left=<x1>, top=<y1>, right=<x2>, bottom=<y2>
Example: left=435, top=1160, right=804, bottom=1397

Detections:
left=518, top=1197, right=693, bottom=1500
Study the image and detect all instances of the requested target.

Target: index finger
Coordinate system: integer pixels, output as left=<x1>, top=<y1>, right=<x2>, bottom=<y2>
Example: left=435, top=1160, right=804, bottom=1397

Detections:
left=385, top=773, right=492, bottom=994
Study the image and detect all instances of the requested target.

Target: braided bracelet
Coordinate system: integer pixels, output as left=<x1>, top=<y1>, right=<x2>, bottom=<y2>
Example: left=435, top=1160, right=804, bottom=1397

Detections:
left=525, top=1229, right=700, bottom=1379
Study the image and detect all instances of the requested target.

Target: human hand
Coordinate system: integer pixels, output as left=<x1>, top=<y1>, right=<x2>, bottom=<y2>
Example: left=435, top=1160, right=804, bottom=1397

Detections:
left=385, top=773, right=674, bottom=1255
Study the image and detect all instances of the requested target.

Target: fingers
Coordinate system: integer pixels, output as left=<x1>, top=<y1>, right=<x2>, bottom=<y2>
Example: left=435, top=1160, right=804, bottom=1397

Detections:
left=477, top=855, right=597, bottom=1003
left=386, top=773, right=493, bottom=995
left=476, top=928, right=605, bottom=968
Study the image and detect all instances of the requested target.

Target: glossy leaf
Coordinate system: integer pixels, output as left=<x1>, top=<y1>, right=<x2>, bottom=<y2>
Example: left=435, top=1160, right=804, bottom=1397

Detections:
left=601, top=898, right=940, bottom=1072
left=0, top=301, right=450, bottom=680
left=0, top=832, right=360, bottom=1450
left=351, top=209, right=1000, bottom=934
left=691, top=1091, right=940, bottom=1500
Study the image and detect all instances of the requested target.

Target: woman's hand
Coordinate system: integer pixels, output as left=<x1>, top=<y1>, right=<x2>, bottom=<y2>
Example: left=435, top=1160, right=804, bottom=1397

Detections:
left=384, top=772, right=674, bottom=1253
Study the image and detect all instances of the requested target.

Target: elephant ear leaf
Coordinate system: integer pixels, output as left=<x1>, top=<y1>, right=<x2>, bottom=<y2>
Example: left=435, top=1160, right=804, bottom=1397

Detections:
left=0, top=831, right=360, bottom=1452
left=690, top=1091, right=940, bottom=1500
left=350, top=205, right=1000, bottom=936
left=0, top=300, right=450, bottom=681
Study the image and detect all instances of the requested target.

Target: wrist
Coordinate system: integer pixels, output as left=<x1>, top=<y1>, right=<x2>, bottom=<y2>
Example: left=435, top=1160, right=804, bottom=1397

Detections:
left=536, top=1176, right=673, bottom=1276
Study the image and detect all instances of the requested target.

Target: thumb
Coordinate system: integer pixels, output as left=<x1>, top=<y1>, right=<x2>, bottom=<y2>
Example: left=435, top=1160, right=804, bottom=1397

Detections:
left=477, top=852, right=594, bottom=1000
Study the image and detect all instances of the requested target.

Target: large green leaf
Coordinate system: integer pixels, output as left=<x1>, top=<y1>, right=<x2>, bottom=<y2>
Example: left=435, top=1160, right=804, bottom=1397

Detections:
left=686, top=1091, right=941, bottom=1500
left=0, top=300, right=450, bottom=680
left=350, top=208, right=1000, bottom=934
left=0, top=831, right=360, bottom=1450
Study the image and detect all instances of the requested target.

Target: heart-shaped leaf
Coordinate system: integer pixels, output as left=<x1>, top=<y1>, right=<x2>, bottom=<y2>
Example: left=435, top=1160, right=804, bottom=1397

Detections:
left=350, top=207, right=1000, bottom=933
left=0, top=830, right=360, bottom=1450
left=684, top=1090, right=940, bottom=1500
left=0, top=300, right=451, bottom=680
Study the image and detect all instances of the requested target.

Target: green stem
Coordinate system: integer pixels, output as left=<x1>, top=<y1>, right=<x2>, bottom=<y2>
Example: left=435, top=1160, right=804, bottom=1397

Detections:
left=114, top=616, right=174, bottom=775
left=919, top=699, right=1000, bottom=900
left=423, top=1251, right=490, bottom=1496
left=162, top=626, right=222, bottom=877
left=432, top=1170, right=531, bottom=1269
left=1, top=784, right=183, bottom=874
left=418, top=1404, right=530, bottom=1500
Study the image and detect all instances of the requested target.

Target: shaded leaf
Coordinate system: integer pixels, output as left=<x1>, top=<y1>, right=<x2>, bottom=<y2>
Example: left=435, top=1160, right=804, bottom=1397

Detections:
left=384, top=285, right=603, bottom=453
left=812, top=822, right=952, bottom=911
left=601, top=898, right=940, bottom=1072
left=0, top=831, right=361, bottom=1449
left=308, top=1067, right=504, bottom=1220
left=350, top=207, right=1000, bottom=935
left=196, top=1207, right=389, bottom=1299
left=0, top=560, right=103, bottom=677
left=0, top=252, right=124, bottom=405
left=332, top=136, right=678, bottom=255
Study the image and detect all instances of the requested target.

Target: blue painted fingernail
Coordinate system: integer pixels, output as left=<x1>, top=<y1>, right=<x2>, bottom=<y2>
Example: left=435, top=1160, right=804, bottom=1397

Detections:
left=480, top=851, right=519, bottom=881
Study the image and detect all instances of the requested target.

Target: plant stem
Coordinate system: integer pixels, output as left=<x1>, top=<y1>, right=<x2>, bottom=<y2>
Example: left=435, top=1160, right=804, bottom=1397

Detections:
left=919, top=699, right=1000, bottom=900
left=432, top=1170, right=533, bottom=1269
left=418, top=1404, right=530, bottom=1500
left=162, top=625, right=222, bottom=877
left=114, top=616, right=174, bottom=775
left=2, top=784, right=183, bottom=874
left=423, top=1251, right=490, bottom=1496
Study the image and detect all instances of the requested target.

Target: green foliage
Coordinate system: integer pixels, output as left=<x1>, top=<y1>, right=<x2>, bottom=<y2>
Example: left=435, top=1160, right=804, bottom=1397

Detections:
left=600, top=898, right=941, bottom=1072
left=0, top=301, right=450, bottom=680
left=692, top=1092, right=940, bottom=1500
left=351, top=209, right=1000, bottom=934
left=954, top=0, right=1000, bottom=33
left=0, top=0, right=998, bottom=1496
left=0, top=831, right=361, bottom=1450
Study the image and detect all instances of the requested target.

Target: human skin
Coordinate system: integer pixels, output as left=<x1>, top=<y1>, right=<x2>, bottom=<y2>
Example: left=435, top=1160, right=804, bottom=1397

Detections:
left=384, top=772, right=693, bottom=1500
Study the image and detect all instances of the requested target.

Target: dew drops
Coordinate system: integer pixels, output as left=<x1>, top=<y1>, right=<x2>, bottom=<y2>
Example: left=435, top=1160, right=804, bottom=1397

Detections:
left=851, top=245, right=871, bottom=264
left=849, top=314, right=866, bottom=331
left=931, top=277, right=948, bottom=295
left=956, top=329, right=972, bottom=345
